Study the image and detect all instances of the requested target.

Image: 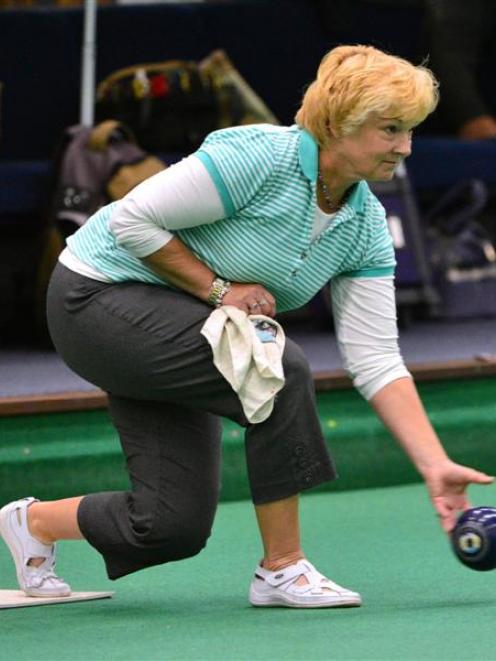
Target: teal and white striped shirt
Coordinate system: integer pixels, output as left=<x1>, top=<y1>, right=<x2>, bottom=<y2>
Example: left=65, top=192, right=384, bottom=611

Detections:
left=65, top=124, right=395, bottom=313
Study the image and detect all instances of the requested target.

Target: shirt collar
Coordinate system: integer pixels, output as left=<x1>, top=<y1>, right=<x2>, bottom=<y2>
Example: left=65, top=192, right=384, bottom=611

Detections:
left=298, top=127, right=318, bottom=182
left=297, top=126, right=366, bottom=212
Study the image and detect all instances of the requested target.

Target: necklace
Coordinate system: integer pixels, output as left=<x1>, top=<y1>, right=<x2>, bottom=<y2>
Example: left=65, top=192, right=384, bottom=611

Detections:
left=317, top=172, right=342, bottom=212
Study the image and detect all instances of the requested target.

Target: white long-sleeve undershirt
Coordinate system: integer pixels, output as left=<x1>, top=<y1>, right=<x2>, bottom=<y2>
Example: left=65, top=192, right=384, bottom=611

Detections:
left=61, top=155, right=411, bottom=400
left=331, top=275, right=410, bottom=399
left=109, top=155, right=223, bottom=257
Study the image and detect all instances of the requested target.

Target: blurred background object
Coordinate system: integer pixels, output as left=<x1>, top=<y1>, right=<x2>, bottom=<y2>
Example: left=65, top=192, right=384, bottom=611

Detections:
left=424, top=0, right=496, bottom=140
left=1, top=0, right=496, bottom=347
left=0, top=0, right=114, bottom=6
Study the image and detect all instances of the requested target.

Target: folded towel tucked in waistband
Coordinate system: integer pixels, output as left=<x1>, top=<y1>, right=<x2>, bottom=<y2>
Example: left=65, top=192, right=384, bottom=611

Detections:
left=200, top=305, right=285, bottom=423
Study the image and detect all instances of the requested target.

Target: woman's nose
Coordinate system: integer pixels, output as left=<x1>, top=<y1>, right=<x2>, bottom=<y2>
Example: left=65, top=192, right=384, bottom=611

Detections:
left=393, top=132, right=412, bottom=157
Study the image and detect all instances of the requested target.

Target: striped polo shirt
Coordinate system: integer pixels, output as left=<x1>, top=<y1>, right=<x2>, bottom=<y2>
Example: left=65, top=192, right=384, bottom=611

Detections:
left=66, top=124, right=395, bottom=312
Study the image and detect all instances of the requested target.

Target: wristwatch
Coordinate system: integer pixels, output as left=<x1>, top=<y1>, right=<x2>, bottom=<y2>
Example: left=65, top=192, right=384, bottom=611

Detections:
left=207, top=276, right=232, bottom=307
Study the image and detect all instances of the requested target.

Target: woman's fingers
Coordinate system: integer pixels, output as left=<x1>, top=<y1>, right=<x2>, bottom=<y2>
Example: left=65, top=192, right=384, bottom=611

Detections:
left=248, top=297, right=275, bottom=316
left=432, top=496, right=465, bottom=533
left=223, top=284, right=276, bottom=317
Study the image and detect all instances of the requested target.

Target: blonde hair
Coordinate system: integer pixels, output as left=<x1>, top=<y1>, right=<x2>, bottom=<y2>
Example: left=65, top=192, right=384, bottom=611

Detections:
left=295, top=45, right=439, bottom=146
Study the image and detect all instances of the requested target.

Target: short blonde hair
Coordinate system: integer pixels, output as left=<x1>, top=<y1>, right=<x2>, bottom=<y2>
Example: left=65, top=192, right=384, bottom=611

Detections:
left=295, top=45, right=439, bottom=146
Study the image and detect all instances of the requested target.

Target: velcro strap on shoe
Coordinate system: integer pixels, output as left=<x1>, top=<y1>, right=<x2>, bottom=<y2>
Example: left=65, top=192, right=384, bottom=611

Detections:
left=24, top=536, right=54, bottom=560
left=260, top=560, right=315, bottom=588
left=15, top=499, right=54, bottom=561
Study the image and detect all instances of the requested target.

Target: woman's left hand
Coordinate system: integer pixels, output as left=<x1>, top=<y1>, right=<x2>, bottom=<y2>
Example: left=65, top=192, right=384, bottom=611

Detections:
left=423, top=460, right=494, bottom=533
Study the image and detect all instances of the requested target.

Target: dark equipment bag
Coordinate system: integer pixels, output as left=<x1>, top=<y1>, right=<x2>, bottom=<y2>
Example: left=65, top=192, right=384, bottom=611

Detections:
left=372, top=172, right=496, bottom=319
left=96, top=61, right=219, bottom=152
left=425, top=179, right=496, bottom=318
left=95, top=52, right=280, bottom=153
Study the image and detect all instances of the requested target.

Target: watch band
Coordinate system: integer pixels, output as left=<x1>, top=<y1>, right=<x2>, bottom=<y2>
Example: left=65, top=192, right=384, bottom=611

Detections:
left=207, top=276, right=232, bottom=307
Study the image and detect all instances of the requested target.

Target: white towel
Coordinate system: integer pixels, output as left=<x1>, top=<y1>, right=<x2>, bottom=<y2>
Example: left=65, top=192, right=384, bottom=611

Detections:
left=200, top=306, right=285, bottom=423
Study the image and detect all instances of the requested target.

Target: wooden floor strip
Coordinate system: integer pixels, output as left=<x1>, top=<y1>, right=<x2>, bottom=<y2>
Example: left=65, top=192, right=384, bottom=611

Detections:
left=0, top=390, right=109, bottom=417
left=0, top=359, right=495, bottom=417
left=314, top=358, right=496, bottom=391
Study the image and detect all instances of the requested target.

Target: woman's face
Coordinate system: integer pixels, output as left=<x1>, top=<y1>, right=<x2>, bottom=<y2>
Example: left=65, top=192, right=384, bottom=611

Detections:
left=332, top=112, right=415, bottom=182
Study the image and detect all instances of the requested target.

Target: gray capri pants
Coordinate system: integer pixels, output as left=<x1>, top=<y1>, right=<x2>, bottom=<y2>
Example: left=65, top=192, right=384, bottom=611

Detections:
left=47, top=263, right=337, bottom=579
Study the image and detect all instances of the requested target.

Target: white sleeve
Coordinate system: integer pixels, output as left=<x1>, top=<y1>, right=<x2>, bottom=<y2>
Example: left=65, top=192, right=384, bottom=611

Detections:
left=331, top=276, right=411, bottom=400
left=108, top=154, right=225, bottom=258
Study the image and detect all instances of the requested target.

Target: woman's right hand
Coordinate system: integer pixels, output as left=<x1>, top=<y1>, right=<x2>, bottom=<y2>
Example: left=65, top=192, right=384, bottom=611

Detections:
left=422, top=459, right=494, bottom=533
left=222, top=283, right=277, bottom=318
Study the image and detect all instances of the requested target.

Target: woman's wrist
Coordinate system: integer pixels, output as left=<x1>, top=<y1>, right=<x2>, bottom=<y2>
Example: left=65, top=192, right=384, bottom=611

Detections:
left=416, top=453, right=452, bottom=478
left=206, top=276, right=232, bottom=307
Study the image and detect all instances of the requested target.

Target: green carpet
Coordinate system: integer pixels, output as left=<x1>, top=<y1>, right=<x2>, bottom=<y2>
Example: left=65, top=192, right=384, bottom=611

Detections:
left=2, top=483, right=496, bottom=661
left=0, top=378, right=495, bottom=504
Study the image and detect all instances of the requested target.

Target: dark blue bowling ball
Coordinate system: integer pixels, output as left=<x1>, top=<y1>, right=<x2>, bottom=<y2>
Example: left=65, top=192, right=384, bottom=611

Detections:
left=451, top=507, right=496, bottom=571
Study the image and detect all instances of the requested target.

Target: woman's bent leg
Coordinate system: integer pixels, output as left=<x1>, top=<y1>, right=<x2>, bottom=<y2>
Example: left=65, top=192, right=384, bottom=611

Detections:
left=44, top=264, right=337, bottom=582
left=78, top=395, right=222, bottom=579
left=20, top=398, right=221, bottom=581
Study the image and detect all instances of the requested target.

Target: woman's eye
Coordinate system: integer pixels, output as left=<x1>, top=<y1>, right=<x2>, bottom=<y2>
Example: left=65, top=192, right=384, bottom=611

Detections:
left=384, top=125, right=398, bottom=134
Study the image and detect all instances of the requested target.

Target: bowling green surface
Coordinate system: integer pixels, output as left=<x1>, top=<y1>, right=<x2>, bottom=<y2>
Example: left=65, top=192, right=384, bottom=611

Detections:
left=2, top=483, right=496, bottom=660
left=1, top=376, right=495, bottom=659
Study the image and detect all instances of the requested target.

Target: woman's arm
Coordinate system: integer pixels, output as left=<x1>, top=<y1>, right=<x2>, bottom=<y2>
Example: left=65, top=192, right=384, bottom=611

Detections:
left=109, top=155, right=225, bottom=258
left=332, top=275, right=494, bottom=531
left=143, top=237, right=276, bottom=317
left=110, top=154, right=277, bottom=315
left=330, top=275, right=411, bottom=399
left=142, top=236, right=218, bottom=301
left=370, top=376, right=448, bottom=471
left=370, top=377, right=493, bottom=532
left=109, top=127, right=275, bottom=258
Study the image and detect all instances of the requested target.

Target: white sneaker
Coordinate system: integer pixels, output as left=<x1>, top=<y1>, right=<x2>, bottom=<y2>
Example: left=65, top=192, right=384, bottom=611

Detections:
left=0, top=497, right=71, bottom=597
left=249, top=558, right=361, bottom=608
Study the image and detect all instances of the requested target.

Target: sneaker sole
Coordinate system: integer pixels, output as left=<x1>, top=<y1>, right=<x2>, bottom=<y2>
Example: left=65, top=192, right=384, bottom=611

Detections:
left=249, top=586, right=362, bottom=608
left=0, top=502, right=71, bottom=598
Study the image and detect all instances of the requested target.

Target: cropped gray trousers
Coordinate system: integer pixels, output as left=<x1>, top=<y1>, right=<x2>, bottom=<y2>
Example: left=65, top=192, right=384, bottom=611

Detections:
left=46, top=263, right=337, bottom=579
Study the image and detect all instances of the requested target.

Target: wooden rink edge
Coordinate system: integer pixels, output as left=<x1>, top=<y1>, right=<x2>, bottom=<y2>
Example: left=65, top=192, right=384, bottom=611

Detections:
left=1, top=358, right=495, bottom=417
left=0, top=590, right=114, bottom=609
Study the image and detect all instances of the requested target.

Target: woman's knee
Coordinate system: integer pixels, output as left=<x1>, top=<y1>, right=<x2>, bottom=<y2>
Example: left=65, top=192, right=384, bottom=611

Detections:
left=129, top=497, right=216, bottom=560
left=148, top=519, right=212, bottom=559
left=80, top=491, right=216, bottom=578
left=102, top=519, right=212, bottom=580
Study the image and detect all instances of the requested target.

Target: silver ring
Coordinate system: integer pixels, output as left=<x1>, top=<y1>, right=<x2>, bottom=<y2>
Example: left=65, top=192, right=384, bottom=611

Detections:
left=251, top=303, right=260, bottom=308
left=259, top=299, right=268, bottom=306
